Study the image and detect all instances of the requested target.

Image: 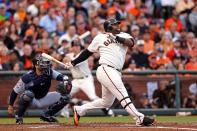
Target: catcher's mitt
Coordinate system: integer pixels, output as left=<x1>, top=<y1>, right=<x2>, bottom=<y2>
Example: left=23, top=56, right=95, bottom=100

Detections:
left=8, top=105, right=14, bottom=116
left=57, top=80, right=72, bottom=95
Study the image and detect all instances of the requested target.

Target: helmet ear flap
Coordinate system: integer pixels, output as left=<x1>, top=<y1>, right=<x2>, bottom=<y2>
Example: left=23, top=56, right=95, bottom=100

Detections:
left=108, top=25, right=112, bottom=31
left=104, top=20, right=111, bottom=32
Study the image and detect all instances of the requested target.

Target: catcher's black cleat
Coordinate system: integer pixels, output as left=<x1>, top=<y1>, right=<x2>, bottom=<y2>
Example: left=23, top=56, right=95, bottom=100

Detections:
left=140, top=116, right=155, bottom=126
left=40, top=115, right=58, bottom=123
left=73, top=106, right=80, bottom=126
left=16, top=117, right=23, bottom=124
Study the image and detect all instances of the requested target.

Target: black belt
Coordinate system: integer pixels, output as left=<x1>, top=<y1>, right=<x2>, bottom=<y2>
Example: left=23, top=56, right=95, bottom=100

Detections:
left=74, top=75, right=88, bottom=79
left=100, top=64, right=121, bottom=72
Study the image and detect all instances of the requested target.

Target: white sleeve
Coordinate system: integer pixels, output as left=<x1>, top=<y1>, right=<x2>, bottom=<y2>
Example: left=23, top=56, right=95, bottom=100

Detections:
left=87, top=35, right=101, bottom=52
left=116, top=32, right=133, bottom=39
left=13, top=79, right=26, bottom=94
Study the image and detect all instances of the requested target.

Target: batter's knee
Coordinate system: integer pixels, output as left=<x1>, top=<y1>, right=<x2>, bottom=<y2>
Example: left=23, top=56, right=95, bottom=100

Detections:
left=19, top=90, right=35, bottom=104
left=102, top=100, right=114, bottom=108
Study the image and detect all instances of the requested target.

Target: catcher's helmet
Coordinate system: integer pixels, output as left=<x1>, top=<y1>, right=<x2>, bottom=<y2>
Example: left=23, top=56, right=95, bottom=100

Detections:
left=32, top=54, right=52, bottom=75
left=103, top=18, right=120, bottom=32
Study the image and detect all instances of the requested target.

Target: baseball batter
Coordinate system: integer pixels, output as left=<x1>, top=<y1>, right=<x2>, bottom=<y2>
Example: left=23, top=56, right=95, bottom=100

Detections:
left=8, top=54, right=72, bottom=124
left=65, top=18, right=155, bottom=126
left=61, top=40, right=114, bottom=117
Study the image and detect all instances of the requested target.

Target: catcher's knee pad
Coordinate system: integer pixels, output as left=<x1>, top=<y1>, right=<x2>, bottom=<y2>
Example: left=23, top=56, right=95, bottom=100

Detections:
left=119, top=96, right=133, bottom=109
left=19, top=90, right=34, bottom=104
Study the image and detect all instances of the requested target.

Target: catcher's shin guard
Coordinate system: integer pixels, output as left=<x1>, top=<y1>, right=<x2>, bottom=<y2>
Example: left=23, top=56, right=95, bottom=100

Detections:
left=16, top=90, right=34, bottom=117
left=44, top=95, right=70, bottom=116
left=40, top=115, right=58, bottom=123
left=15, top=115, right=23, bottom=124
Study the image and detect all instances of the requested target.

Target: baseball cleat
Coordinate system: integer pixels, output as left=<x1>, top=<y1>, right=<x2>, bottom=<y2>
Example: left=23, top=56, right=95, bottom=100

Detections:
left=40, top=115, right=58, bottom=123
left=73, top=106, right=80, bottom=126
left=140, top=116, right=155, bottom=126
left=16, top=117, right=23, bottom=124
left=101, top=108, right=115, bottom=117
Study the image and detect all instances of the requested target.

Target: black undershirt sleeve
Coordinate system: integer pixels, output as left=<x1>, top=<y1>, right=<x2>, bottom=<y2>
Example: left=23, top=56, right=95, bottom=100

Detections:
left=71, top=49, right=93, bottom=66
left=9, top=90, right=18, bottom=106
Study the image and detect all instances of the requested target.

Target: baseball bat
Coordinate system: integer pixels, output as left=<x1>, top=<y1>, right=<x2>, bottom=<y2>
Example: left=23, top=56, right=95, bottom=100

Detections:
left=42, top=53, right=66, bottom=68
left=78, top=31, right=90, bottom=39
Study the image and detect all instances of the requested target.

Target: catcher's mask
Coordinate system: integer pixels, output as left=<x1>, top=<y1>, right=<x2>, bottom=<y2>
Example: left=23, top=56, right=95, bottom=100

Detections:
left=32, top=54, right=52, bottom=75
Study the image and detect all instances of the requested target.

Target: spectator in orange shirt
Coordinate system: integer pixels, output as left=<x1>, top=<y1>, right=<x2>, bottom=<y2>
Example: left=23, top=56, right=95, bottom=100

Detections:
left=185, top=56, right=197, bottom=70
left=143, top=30, right=155, bottom=54
left=165, top=9, right=184, bottom=32
left=156, top=47, right=170, bottom=66
left=14, top=2, right=27, bottom=22
left=166, top=38, right=181, bottom=60
left=107, top=7, right=116, bottom=18
left=128, top=0, right=142, bottom=17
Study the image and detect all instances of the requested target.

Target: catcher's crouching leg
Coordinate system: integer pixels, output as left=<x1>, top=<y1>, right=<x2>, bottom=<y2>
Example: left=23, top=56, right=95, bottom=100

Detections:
left=40, top=80, right=72, bottom=123
left=16, top=90, right=35, bottom=124
left=40, top=94, right=71, bottom=123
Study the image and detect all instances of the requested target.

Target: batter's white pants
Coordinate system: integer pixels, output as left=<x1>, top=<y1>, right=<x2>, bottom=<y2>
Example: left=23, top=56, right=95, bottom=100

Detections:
left=71, top=75, right=99, bottom=100
left=75, top=65, right=144, bottom=125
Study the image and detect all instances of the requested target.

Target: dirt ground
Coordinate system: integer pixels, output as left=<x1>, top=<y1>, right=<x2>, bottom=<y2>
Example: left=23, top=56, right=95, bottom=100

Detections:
left=1, top=123, right=197, bottom=131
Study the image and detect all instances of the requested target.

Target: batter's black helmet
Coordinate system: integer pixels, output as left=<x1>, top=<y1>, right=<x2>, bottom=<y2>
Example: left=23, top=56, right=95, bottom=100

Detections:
left=103, top=18, right=120, bottom=32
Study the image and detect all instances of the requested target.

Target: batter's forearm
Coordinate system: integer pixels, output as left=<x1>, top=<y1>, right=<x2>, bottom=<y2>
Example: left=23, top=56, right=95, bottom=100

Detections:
left=124, top=38, right=135, bottom=49
left=9, top=90, right=18, bottom=106
left=71, top=49, right=93, bottom=66
left=116, top=36, right=135, bottom=49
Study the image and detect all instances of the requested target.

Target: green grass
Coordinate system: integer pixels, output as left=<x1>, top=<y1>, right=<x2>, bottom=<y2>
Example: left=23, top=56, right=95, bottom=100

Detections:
left=0, top=116, right=197, bottom=124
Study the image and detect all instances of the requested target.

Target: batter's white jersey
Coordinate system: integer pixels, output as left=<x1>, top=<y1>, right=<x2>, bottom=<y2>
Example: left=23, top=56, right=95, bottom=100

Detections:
left=75, top=31, right=145, bottom=125
left=88, top=32, right=132, bottom=70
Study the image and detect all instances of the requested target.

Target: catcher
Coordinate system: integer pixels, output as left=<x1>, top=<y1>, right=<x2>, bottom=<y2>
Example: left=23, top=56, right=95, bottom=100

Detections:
left=7, top=54, right=72, bottom=124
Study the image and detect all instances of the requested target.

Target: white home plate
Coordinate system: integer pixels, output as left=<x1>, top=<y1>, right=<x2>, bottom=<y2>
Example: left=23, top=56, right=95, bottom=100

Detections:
left=29, top=125, right=60, bottom=129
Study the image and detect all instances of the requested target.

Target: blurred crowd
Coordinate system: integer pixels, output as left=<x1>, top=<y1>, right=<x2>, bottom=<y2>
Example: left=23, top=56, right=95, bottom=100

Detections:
left=0, top=0, right=197, bottom=72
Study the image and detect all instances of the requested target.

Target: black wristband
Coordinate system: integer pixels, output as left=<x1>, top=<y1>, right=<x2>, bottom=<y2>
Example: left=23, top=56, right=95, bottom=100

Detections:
left=71, top=49, right=93, bottom=66
left=70, top=61, right=75, bottom=66
left=116, top=36, right=125, bottom=43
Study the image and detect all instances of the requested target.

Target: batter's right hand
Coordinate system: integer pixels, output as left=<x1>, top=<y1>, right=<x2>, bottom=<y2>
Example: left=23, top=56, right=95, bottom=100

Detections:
left=64, top=62, right=73, bottom=69
left=8, top=105, right=14, bottom=116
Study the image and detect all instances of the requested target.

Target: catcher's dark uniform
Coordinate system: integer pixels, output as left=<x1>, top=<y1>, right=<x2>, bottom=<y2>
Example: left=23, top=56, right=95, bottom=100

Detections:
left=9, top=55, right=72, bottom=124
